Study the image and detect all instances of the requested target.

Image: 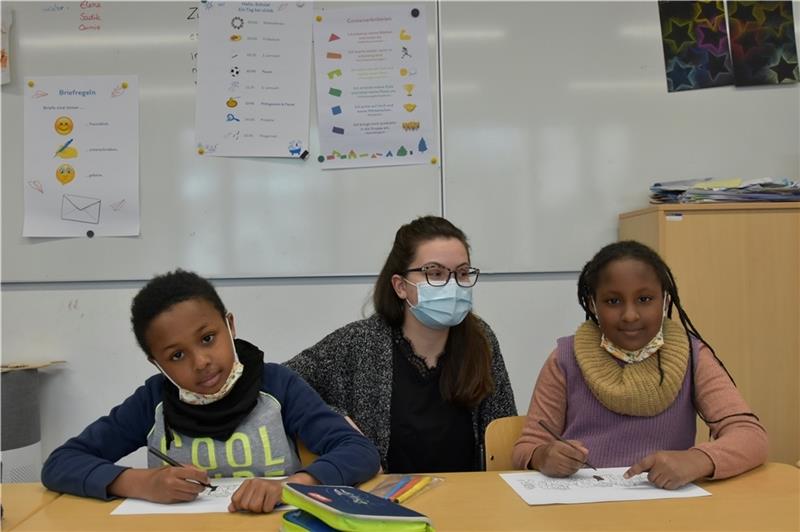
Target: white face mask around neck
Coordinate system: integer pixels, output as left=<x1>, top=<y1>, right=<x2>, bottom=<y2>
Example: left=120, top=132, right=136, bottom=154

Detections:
left=153, top=317, right=244, bottom=405
left=594, top=294, right=668, bottom=364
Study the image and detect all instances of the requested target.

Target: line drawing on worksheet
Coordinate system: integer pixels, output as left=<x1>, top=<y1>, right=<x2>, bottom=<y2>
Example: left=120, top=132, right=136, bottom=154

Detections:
left=111, top=476, right=288, bottom=515
left=204, top=481, right=242, bottom=498
left=519, top=472, right=648, bottom=491
left=500, top=467, right=710, bottom=505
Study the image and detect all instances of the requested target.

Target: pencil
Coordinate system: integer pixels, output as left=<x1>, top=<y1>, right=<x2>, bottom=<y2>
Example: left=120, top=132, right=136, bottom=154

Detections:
left=537, top=420, right=600, bottom=472
left=383, top=475, right=412, bottom=499
left=388, top=475, right=423, bottom=501
left=394, top=476, right=432, bottom=504
left=53, top=138, right=73, bottom=157
left=147, top=446, right=217, bottom=491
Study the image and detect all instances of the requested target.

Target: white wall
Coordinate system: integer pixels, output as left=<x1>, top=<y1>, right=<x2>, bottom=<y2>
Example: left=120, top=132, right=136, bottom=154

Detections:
left=1, top=274, right=582, bottom=468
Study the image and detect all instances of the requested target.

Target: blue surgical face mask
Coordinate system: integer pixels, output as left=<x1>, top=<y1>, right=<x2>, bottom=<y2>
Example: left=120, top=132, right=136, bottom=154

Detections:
left=404, top=278, right=473, bottom=329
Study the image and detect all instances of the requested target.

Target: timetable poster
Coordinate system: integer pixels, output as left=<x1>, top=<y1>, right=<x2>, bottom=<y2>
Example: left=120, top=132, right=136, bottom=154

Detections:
left=313, top=4, right=436, bottom=169
left=195, top=1, right=313, bottom=157
left=23, top=75, right=140, bottom=237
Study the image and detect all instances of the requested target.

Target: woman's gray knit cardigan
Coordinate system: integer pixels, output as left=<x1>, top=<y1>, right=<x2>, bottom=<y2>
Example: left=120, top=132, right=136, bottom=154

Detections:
left=285, top=314, right=518, bottom=470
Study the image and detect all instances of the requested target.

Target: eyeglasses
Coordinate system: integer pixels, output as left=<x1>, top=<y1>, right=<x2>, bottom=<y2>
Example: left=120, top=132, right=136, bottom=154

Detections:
left=403, top=265, right=480, bottom=287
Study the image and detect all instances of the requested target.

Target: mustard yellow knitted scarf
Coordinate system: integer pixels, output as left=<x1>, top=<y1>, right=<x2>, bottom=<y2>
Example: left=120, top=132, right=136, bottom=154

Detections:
left=573, top=319, right=689, bottom=417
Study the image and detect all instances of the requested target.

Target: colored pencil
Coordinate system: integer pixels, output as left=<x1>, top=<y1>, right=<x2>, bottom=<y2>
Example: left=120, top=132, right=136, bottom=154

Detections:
left=388, top=475, right=423, bottom=501
left=383, top=475, right=412, bottom=500
left=394, top=476, right=432, bottom=504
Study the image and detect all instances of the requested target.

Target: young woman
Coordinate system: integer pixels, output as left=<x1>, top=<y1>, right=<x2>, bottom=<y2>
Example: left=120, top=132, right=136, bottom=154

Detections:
left=286, top=216, right=517, bottom=473
left=513, top=241, right=767, bottom=489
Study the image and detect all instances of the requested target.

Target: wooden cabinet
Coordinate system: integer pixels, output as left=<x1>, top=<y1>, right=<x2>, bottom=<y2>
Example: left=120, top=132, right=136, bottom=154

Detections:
left=619, top=203, right=800, bottom=465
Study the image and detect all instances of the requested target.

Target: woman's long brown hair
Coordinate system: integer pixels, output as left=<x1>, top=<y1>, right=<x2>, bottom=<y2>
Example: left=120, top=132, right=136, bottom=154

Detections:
left=373, top=216, right=494, bottom=408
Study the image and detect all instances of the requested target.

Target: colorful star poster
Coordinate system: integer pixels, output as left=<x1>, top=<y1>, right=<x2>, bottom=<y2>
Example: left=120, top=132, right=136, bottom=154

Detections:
left=658, top=1, right=734, bottom=92
left=195, top=2, right=313, bottom=157
left=23, top=76, right=140, bottom=237
left=313, top=4, right=436, bottom=169
left=728, top=1, right=799, bottom=86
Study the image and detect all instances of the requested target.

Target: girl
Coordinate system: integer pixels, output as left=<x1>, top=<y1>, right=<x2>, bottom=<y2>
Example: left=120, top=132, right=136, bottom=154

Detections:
left=42, top=270, right=380, bottom=512
left=513, top=241, right=767, bottom=489
left=286, top=216, right=517, bottom=473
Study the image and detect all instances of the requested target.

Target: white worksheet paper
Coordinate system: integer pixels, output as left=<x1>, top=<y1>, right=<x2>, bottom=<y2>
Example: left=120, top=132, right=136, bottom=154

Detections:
left=111, top=477, right=292, bottom=515
left=500, top=467, right=711, bottom=505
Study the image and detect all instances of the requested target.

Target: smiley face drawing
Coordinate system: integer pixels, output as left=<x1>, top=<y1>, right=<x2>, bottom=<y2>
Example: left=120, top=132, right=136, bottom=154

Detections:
left=226, top=97, right=238, bottom=108
left=54, top=116, right=73, bottom=135
left=56, top=163, right=76, bottom=185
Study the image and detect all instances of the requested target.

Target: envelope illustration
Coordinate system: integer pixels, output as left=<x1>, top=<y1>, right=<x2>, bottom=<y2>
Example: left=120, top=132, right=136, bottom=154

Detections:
left=61, top=194, right=101, bottom=224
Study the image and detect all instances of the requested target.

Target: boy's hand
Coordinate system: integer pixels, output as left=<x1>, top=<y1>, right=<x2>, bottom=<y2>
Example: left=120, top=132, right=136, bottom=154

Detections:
left=624, top=449, right=714, bottom=489
left=228, top=472, right=318, bottom=513
left=228, top=478, right=283, bottom=513
left=531, top=440, right=589, bottom=477
left=109, top=466, right=209, bottom=503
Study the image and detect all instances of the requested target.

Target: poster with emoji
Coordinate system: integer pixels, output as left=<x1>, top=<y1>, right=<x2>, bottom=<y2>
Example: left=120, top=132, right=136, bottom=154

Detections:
left=23, top=75, right=139, bottom=237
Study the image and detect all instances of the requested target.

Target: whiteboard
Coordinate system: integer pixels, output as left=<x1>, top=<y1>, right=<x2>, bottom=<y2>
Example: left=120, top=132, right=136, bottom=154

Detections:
left=5, top=2, right=799, bottom=281
left=440, top=1, right=800, bottom=273
left=1, top=1, right=441, bottom=282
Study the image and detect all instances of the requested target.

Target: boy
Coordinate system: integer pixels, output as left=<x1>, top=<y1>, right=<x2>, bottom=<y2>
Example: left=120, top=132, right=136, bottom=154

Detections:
left=42, top=270, right=380, bottom=513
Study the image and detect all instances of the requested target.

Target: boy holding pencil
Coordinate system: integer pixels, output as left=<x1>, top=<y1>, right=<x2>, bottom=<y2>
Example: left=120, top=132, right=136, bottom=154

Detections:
left=42, top=270, right=380, bottom=513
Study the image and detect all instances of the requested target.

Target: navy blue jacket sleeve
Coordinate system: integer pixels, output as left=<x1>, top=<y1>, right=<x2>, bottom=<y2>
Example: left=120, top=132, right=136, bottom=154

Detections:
left=266, top=364, right=380, bottom=485
left=41, top=376, right=162, bottom=500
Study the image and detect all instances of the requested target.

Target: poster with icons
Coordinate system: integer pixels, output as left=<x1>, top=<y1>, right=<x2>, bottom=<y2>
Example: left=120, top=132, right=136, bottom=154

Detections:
left=313, top=4, right=435, bottom=169
left=23, top=75, right=140, bottom=237
left=195, top=1, right=313, bottom=158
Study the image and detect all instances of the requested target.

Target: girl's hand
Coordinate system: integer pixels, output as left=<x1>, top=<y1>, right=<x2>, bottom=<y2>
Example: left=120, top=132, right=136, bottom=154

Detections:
left=531, top=440, right=589, bottom=477
left=228, top=472, right=318, bottom=513
left=624, top=449, right=714, bottom=489
left=109, top=466, right=209, bottom=503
